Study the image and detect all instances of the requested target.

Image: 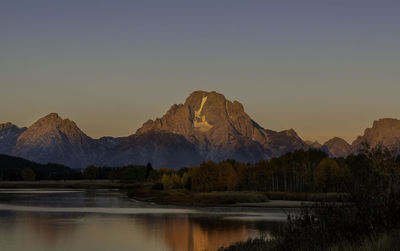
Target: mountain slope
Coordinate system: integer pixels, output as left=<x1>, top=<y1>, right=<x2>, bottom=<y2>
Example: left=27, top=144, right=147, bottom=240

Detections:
left=323, top=137, right=351, bottom=157
left=12, top=113, right=96, bottom=168
left=108, top=131, right=203, bottom=168
left=352, top=118, right=400, bottom=153
left=305, top=141, right=322, bottom=149
left=0, top=123, right=26, bottom=155
left=0, top=91, right=329, bottom=169
left=132, top=91, right=306, bottom=166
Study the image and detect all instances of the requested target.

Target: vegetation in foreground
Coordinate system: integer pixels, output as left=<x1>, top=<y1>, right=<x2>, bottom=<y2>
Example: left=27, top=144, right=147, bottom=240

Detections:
left=220, top=145, right=400, bottom=251
left=219, top=230, right=400, bottom=251
left=327, top=230, right=400, bottom=251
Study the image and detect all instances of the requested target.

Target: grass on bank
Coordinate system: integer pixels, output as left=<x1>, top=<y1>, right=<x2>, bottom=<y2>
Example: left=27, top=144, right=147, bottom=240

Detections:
left=127, top=181, right=347, bottom=206
left=128, top=189, right=269, bottom=206
left=219, top=230, right=400, bottom=251
left=265, top=192, right=349, bottom=202
left=0, top=180, right=348, bottom=205
left=327, top=230, right=400, bottom=251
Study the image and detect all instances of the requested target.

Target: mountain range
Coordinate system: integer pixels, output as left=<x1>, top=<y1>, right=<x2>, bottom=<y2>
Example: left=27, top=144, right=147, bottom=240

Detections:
left=1, top=91, right=399, bottom=169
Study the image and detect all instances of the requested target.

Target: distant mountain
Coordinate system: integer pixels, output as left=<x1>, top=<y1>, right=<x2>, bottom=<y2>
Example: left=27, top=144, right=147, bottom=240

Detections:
left=352, top=118, right=400, bottom=153
left=12, top=113, right=97, bottom=168
left=134, top=91, right=306, bottom=166
left=107, top=131, right=203, bottom=169
left=0, top=123, right=26, bottom=155
left=305, top=140, right=322, bottom=149
left=3, top=91, right=400, bottom=169
left=96, top=136, right=126, bottom=148
left=323, top=137, right=351, bottom=157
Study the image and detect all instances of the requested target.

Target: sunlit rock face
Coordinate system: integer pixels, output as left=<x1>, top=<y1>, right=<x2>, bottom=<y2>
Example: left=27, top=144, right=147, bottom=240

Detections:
left=323, top=137, right=351, bottom=157
left=12, top=113, right=97, bottom=168
left=134, top=90, right=307, bottom=166
left=0, top=122, right=26, bottom=155
left=351, top=118, right=400, bottom=153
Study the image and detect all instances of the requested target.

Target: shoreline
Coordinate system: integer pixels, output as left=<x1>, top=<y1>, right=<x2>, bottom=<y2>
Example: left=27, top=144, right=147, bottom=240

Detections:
left=0, top=181, right=347, bottom=208
left=0, top=180, right=134, bottom=189
left=127, top=189, right=347, bottom=208
left=129, top=195, right=316, bottom=208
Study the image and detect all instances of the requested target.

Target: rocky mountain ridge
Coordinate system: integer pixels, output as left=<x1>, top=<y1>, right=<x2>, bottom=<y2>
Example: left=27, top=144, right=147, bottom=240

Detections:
left=1, top=91, right=399, bottom=168
left=351, top=118, right=400, bottom=153
left=12, top=113, right=97, bottom=168
left=135, top=91, right=308, bottom=164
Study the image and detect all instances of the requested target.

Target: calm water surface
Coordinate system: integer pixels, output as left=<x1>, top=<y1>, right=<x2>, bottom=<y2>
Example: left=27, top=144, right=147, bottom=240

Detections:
left=0, top=189, right=287, bottom=251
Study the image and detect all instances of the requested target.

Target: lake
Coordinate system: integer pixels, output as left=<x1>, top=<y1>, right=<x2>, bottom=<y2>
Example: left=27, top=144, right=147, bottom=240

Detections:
left=0, top=189, right=288, bottom=251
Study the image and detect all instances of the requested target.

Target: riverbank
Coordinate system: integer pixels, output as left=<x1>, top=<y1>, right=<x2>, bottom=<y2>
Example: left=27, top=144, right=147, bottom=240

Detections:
left=0, top=180, right=136, bottom=189
left=127, top=189, right=346, bottom=207
left=0, top=181, right=348, bottom=208
left=128, top=189, right=270, bottom=206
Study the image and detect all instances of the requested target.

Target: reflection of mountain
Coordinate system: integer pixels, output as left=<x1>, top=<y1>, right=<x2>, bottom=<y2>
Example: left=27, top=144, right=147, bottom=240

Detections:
left=135, top=215, right=275, bottom=251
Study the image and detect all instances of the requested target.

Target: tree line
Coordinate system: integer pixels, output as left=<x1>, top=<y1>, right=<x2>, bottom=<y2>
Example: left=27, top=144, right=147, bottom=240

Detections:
left=158, top=149, right=352, bottom=193
left=3, top=146, right=400, bottom=196
left=82, top=146, right=399, bottom=195
left=0, top=154, right=80, bottom=181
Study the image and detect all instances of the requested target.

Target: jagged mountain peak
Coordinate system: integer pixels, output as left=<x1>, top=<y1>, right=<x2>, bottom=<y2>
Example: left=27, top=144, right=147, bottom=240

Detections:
left=17, top=113, right=85, bottom=142
left=183, top=90, right=247, bottom=132
left=45, top=112, right=60, bottom=119
left=0, top=92, right=310, bottom=168
left=0, top=122, right=26, bottom=133
left=0, top=122, right=26, bottom=132
left=134, top=90, right=306, bottom=163
left=325, top=137, right=350, bottom=145
left=12, top=113, right=95, bottom=168
left=372, top=118, right=400, bottom=125
left=352, top=118, right=400, bottom=152
left=0, top=122, right=16, bottom=130
left=368, top=118, right=400, bottom=136
left=323, top=137, right=351, bottom=157
left=185, top=90, right=227, bottom=103
left=137, top=90, right=249, bottom=135
left=305, top=140, right=322, bottom=149
left=35, top=112, right=74, bottom=125
left=282, top=129, right=299, bottom=137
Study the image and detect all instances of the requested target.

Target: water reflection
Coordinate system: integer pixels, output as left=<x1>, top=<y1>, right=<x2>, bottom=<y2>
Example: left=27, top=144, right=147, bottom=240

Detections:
left=0, top=190, right=285, bottom=251
left=134, top=215, right=281, bottom=251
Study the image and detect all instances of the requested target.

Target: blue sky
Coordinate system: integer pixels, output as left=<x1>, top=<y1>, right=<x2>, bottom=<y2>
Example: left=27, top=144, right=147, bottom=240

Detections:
left=1, top=0, right=399, bottom=142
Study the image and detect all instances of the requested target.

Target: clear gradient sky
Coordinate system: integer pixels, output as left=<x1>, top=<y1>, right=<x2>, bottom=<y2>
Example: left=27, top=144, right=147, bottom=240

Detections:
left=1, top=0, right=399, bottom=143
